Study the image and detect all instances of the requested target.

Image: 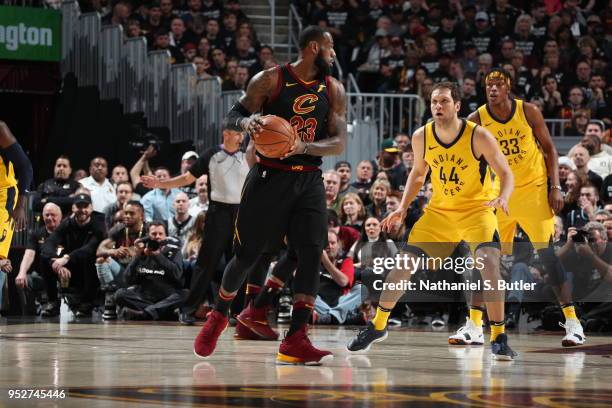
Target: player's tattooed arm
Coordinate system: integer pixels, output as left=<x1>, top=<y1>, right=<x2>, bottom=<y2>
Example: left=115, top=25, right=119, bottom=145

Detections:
left=224, top=67, right=279, bottom=134
left=283, top=77, right=347, bottom=158
left=524, top=101, right=564, bottom=214
left=474, top=126, right=514, bottom=215
left=381, top=127, right=428, bottom=233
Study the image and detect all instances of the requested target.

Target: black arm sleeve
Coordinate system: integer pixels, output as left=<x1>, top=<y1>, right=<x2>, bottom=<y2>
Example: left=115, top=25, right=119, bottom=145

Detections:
left=223, top=102, right=252, bottom=131
left=2, top=143, right=33, bottom=194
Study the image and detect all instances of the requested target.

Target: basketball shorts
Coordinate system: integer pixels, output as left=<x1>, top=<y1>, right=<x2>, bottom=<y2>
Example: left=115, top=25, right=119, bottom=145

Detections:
left=496, top=181, right=554, bottom=254
left=233, top=164, right=327, bottom=261
left=407, top=205, right=500, bottom=260
left=0, top=187, right=18, bottom=259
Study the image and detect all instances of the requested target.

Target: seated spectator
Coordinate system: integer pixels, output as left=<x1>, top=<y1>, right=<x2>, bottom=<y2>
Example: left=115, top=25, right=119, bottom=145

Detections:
left=182, top=211, right=206, bottom=262
left=74, top=169, right=88, bottom=181
left=168, top=192, right=196, bottom=243
left=571, top=144, right=603, bottom=191
left=581, top=134, right=611, bottom=179
left=384, top=191, right=402, bottom=217
left=314, top=230, right=364, bottom=325
left=140, top=167, right=181, bottom=223
left=562, top=169, right=586, bottom=218
left=567, top=108, right=591, bottom=136
left=367, top=179, right=391, bottom=219
left=220, top=11, right=238, bottom=49
left=233, top=35, right=257, bottom=68
left=558, top=156, right=574, bottom=193
left=323, top=170, right=341, bottom=213
left=204, top=17, right=225, bottom=50
left=335, top=161, right=357, bottom=199
left=142, top=2, right=163, bottom=38
left=79, top=157, right=116, bottom=214
left=15, top=203, right=63, bottom=317
left=115, top=222, right=187, bottom=320
left=566, top=183, right=601, bottom=229
left=348, top=216, right=397, bottom=271
left=561, top=86, right=588, bottom=121
left=41, top=194, right=106, bottom=317
left=96, top=201, right=145, bottom=286
left=111, top=165, right=129, bottom=187
left=103, top=181, right=134, bottom=230
left=34, top=155, right=80, bottom=214
left=159, top=0, right=178, bottom=28
left=221, top=65, right=249, bottom=91
left=339, top=193, right=367, bottom=232
left=351, top=160, right=374, bottom=205
left=249, top=45, right=276, bottom=78
left=152, top=28, right=183, bottom=64
left=594, top=210, right=612, bottom=225
left=585, top=121, right=612, bottom=154
left=459, top=76, right=479, bottom=118
left=541, top=75, right=564, bottom=118
left=96, top=201, right=146, bottom=319
left=189, top=174, right=209, bottom=216
left=327, top=209, right=360, bottom=254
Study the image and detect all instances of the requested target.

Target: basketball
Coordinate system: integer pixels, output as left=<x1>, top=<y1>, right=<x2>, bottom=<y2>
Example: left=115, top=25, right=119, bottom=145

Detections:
left=253, top=115, right=296, bottom=158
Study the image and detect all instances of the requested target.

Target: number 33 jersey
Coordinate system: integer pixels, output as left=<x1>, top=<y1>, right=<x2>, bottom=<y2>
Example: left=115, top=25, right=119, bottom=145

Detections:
left=424, top=119, right=495, bottom=213
left=477, top=99, right=547, bottom=189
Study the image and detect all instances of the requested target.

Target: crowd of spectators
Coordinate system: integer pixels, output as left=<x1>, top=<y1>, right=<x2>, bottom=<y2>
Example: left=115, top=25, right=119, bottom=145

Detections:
left=294, top=0, right=610, bottom=131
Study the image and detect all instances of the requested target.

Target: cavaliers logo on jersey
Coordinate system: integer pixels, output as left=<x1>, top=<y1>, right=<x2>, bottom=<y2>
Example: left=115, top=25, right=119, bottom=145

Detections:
left=292, top=94, right=318, bottom=115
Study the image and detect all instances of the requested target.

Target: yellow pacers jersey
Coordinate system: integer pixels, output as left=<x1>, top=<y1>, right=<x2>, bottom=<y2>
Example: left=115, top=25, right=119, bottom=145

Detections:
left=424, top=119, right=495, bottom=212
left=0, top=155, right=17, bottom=189
left=477, top=99, right=547, bottom=188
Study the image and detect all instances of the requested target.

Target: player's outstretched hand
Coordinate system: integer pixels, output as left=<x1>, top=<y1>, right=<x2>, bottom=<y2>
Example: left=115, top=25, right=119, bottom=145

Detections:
left=381, top=209, right=406, bottom=234
left=140, top=175, right=158, bottom=189
left=485, top=196, right=509, bottom=215
left=549, top=188, right=564, bottom=214
left=281, top=138, right=306, bottom=160
left=244, top=114, right=265, bottom=135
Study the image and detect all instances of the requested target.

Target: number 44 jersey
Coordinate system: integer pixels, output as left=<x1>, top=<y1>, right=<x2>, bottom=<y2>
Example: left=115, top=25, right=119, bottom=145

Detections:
left=477, top=99, right=547, bottom=189
left=424, top=119, right=495, bottom=213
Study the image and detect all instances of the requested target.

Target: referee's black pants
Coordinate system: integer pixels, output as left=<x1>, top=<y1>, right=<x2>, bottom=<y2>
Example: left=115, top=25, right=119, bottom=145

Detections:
left=181, top=201, right=238, bottom=315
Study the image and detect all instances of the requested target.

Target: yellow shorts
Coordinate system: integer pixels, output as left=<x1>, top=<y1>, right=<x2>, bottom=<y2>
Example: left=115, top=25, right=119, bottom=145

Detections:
left=407, top=206, right=499, bottom=259
left=0, top=187, right=18, bottom=259
left=497, top=182, right=554, bottom=254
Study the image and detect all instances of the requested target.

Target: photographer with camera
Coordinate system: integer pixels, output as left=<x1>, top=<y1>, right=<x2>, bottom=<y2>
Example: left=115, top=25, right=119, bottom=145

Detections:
left=114, top=221, right=187, bottom=320
left=558, top=222, right=612, bottom=300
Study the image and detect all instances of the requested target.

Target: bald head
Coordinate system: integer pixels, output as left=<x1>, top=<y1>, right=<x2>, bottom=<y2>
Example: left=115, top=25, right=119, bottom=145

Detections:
left=42, top=202, right=62, bottom=231
left=173, top=192, right=190, bottom=215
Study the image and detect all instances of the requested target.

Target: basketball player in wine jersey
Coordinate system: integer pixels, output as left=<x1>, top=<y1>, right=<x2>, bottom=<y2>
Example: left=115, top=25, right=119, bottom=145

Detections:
left=193, top=26, right=347, bottom=365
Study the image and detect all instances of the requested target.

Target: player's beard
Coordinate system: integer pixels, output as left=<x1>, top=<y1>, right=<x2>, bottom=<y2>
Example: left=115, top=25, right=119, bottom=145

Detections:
left=315, top=51, right=332, bottom=79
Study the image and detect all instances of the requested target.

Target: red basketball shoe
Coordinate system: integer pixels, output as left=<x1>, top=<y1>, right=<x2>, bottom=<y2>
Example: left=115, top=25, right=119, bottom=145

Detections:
left=193, top=310, right=228, bottom=359
left=235, top=302, right=279, bottom=340
left=276, top=326, right=333, bottom=365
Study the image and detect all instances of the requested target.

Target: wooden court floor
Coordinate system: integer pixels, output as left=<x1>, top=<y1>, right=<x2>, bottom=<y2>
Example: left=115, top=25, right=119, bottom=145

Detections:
left=1, top=317, right=611, bottom=407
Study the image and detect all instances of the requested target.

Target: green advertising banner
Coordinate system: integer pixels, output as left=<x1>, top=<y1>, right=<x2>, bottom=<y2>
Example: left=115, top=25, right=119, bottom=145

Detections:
left=0, top=6, right=61, bottom=62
